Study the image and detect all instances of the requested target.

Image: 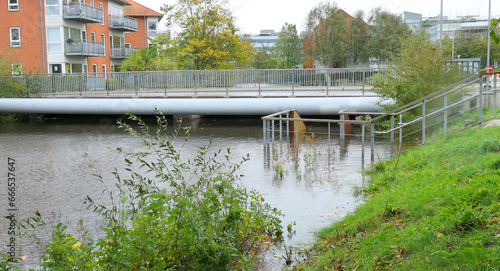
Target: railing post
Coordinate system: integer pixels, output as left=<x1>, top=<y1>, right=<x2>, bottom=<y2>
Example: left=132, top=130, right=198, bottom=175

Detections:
left=271, top=119, right=275, bottom=144
left=399, top=113, right=403, bottom=151
left=390, top=115, right=395, bottom=144
left=258, top=70, right=261, bottom=96
left=80, top=73, right=84, bottom=96
left=328, top=122, right=331, bottom=145
left=286, top=111, right=290, bottom=141
left=494, top=73, right=497, bottom=119
left=370, top=121, right=375, bottom=162
left=295, top=120, right=299, bottom=145
left=362, top=70, right=366, bottom=95
left=444, top=94, right=448, bottom=135
left=361, top=123, right=365, bottom=164
left=326, top=70, right=329, bottom=96
left=340, top=113, right=345, bottom=141
left=479, top=76, right=483, bottom=127
left=134, top=73, right=138, bottom=96
left=263, top=119, right=267, bottom=145
left=279, top=114, right=283, bottom=141
left=194, top=72, right=197, bottom=96
left=422, top=100, right=426, bottom=145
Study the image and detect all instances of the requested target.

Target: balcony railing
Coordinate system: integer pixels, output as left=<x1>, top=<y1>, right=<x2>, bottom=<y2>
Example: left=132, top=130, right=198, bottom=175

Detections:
left=63, top=3, right=103, bottom=24
left=108, top=15, right=139, bottom=32
left=65, top=40, right=105, bottom=57
left=110, top=46, right=138, bottom=58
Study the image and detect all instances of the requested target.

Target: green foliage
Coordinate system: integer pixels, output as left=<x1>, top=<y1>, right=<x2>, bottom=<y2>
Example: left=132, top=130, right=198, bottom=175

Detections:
left=270, top=23, right=303, bottom=68
left=453, top=32, right=500, bottom=66
left=373, top=32, right=463, bottom=108
left=161, top=0, right=253, bottom=70
left=490, top=18, right=500, bottom=45
left=364, top=8, right=411, bottom=64
left=250, top=47, right=273, bottom=69
left=120, top=46, right=177, bottom=71
left=304, top=1, right=369, bottom=67
left=297, top=126, right=500, bottom=270
left=41, top=113, right=283, bottom=270
left=0, top=53, right=33, bottom=98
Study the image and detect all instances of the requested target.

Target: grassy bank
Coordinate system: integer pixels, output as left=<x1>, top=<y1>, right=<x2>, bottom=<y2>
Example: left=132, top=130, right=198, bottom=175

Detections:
left=296, top=126, right=500, bottom=270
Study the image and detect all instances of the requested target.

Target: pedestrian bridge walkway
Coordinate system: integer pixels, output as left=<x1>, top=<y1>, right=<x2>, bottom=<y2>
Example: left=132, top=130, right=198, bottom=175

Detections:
left=0, top=68, right=386, bottom=115
left=19, top=68, right=384, bottom=98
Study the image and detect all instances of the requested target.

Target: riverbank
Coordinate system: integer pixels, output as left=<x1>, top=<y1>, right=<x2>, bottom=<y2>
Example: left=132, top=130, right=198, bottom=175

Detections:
left=295, top=125, right=500, bottom=270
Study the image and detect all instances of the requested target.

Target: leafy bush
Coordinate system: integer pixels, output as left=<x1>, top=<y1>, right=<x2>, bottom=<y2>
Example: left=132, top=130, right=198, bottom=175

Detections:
left=40, top=113, right=284, bottom=270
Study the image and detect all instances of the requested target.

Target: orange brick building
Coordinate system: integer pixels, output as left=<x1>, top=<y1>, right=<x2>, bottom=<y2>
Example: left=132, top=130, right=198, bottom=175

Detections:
left=124, top=0, right=163, bottom=49
left=0, top=0, right=152, bottom=74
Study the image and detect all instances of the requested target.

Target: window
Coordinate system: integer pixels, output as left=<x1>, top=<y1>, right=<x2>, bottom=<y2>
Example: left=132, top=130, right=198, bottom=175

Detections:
left=100, top=2, right=104, bottom=25
left=10, top=27, right=21, bottom=47
left=47, top=27, right=62, bottom=52
left=102, top=64, right=106, bottom=73
left=45, top=0, right=60, bottom=15
left=148, top=21, right=158, bottom=38
left=81, top=31, right=87, bottom=42
left=91, top=32, right=96, bottom=42
left=11, top=63, right=22, bottom=75
left=8, top=0, right=19, bottom=11
left=148, top=21, right=157, bottom=31
left=92, top=64, right=97, bottom=73
left=83, top=64, right=88, bottom=73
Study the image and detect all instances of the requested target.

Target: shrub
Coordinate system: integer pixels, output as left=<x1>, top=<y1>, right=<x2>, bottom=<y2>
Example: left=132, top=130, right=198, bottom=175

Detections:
left=41, top=112, right=284, bottom=270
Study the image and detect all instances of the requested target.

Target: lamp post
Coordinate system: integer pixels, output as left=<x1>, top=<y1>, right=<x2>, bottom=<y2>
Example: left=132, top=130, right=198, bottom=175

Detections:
left=487, top=0, right=492, bottom=72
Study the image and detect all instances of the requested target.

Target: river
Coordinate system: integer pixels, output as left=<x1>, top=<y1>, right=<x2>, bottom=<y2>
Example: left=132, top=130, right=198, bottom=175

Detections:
left=0, top=115, right=392, bottom=269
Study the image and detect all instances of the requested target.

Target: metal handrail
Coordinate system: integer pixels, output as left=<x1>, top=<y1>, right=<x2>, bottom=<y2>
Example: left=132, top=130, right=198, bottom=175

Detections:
left=14, top=68, right=388, bottom=97
left=262, top=73, right=498, bottom=163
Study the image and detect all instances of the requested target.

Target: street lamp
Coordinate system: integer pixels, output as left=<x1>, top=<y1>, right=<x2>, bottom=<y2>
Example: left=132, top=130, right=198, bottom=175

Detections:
left=487, top=0, right=492, bottom=72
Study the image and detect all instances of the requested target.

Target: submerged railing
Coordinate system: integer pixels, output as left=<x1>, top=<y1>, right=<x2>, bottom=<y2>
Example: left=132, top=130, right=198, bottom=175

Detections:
left=11, top=68, right=387, bottom=97
left=262, top=73, right=499, bottom=163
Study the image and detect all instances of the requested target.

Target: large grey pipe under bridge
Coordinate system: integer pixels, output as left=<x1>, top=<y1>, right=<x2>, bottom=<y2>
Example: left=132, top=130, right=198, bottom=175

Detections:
left=0, top=97, right=382, bottom=115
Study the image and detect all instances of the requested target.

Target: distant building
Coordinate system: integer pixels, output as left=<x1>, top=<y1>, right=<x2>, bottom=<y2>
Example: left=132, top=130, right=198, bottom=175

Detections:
left=124, top=0, right=164, bottom=49
left=403, top=12, right=489, bottom=41
left=250, top=30, right=279, bottom=51
left=403, top=12, right=422, bottom=32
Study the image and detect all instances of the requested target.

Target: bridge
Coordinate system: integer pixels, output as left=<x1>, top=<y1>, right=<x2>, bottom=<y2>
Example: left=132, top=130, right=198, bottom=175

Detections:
left=0, top=68, right=386, bottom=115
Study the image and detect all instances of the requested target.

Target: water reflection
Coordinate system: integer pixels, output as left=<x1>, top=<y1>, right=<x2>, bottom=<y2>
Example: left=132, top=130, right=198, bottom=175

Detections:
left=0, top=116, right=392, bottom=269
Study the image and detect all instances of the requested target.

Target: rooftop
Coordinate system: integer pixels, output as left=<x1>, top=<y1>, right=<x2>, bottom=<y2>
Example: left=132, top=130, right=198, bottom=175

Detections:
left=124, top=0, right=163, bottom=18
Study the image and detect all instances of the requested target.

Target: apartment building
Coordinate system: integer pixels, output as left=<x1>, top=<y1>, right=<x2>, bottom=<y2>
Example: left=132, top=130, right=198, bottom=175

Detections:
left=124, top=0, right=163, bottom=49
left=1, top=0, right=139, bottom=74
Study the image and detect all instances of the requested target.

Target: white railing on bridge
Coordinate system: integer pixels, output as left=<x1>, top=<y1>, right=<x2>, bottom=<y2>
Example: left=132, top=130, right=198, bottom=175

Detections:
left=14, top=68, right=389, bottom=97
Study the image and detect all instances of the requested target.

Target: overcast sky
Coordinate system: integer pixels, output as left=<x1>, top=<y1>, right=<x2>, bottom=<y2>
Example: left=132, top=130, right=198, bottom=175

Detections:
left=135, top=0, right=500, bottom=34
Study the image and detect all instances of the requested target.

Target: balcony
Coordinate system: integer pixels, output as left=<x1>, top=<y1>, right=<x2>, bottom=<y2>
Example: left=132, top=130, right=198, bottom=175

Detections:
left=108, top=15, right=138, bottom=32
left=63, top=3, right=103, bottom=24
left=110, top=46, right=138, bottom=59
left=65, top=40, right=105, bottom=57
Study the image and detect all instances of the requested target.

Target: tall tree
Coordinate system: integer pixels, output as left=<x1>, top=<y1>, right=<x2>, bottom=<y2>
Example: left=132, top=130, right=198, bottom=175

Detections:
left=364, top=8, right=411, bottom=64
left=349, top=10, right=370, bottom=65
left=270, top=23, right=302, bottom=68
left=373, top=32, right=462, bottom=108
left=162, top=0, right=252, bottom=70
left=453, top=32, right=500, bottom=66
left=304, top=1, right=368, bottom=68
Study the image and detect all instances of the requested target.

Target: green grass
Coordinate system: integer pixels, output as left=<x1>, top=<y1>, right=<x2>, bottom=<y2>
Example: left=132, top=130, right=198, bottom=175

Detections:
left=295, top=126, right=500, bottom=270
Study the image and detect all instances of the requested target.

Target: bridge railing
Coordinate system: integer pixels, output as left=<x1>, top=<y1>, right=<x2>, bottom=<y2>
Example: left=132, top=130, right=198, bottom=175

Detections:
left=14, top=68, right=388, bottom=97
left=262, top=73, right=498, bottom=163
